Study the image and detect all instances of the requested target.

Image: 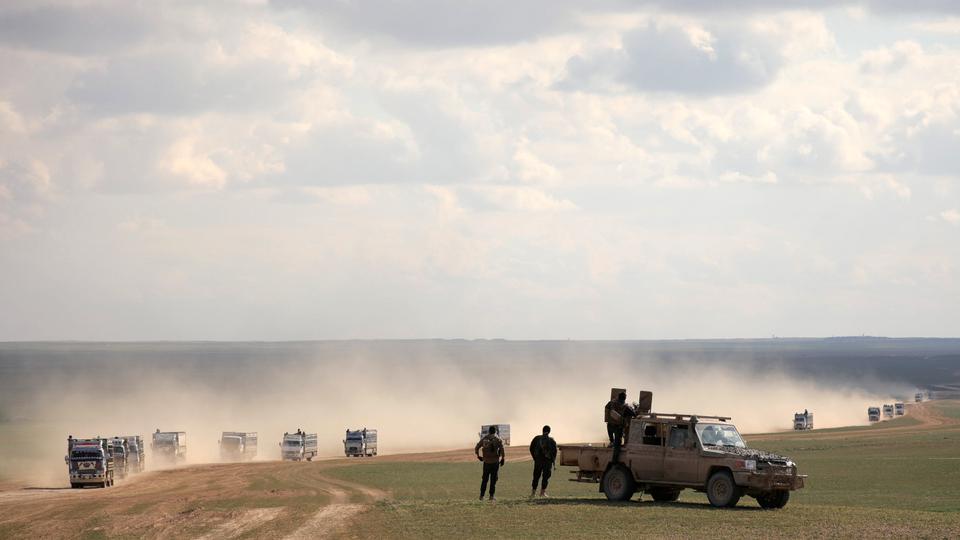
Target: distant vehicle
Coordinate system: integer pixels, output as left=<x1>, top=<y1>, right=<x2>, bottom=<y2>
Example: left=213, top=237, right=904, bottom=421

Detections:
left=280, top=431, right=318, bottom=461
left=868, top=407, right=881, bottom=422
left=479, top=424, right=511, bottom=446
left=559, top=390, right=805, bottom=509
left=882, top=404, right=894, bottom=418
left=120, top=435, right=145, bottom=473
left=152, top=430, right=187, bottom=463
left=344, top=428, right=378, bottom=457
left=65, top=436, right=114, bottom=488
left=915, top=392, right=924, bottom=403
left=894, top=403, right=905, bottom=416
left=220, top=432, right=258, bottom=462
left=793, top=411, right=813, bottom=430
left=108, top=438, right=130, bottom=479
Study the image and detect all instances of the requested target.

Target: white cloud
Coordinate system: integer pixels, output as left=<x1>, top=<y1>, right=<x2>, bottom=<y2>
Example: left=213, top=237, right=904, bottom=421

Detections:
left=941, top=209, right=960, bottom=224
left=912, top=17, right=960, bottom=34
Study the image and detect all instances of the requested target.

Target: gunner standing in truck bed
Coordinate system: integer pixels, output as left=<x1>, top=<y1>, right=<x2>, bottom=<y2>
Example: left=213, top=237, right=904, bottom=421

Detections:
left=475, top=425, right=505, bottom=501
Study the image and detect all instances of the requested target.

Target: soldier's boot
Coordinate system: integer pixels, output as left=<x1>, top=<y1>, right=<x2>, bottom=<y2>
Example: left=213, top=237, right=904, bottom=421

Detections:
left=530, top=488, right=536, bottom=498
left=540, top=489, right=548, bottom=498
left=489, top=495, right=496, bottom=502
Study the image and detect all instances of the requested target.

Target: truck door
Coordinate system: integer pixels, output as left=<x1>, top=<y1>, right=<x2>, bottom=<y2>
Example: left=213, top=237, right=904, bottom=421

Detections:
left=625, top=421, right=663, bottom=481
left=663, top=425, right=699, bottom=484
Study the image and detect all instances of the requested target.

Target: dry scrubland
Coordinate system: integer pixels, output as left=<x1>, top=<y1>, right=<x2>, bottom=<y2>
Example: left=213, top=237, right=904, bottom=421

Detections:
left=1, top=402, right=959, bottom=539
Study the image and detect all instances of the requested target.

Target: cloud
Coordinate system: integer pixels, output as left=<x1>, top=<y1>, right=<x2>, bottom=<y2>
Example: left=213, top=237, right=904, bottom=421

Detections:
left=558, top=20, right=784, bottom=95
left=0, top=2, right=154, bottom=55
left=912, top=17, right=960, bottom=34
left=941, top=209, right=960, bottom=225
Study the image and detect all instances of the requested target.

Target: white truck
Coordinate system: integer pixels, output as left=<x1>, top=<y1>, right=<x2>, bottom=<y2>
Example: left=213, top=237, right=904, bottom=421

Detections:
left=120, top=435, right=145, bottom=473
left=65, top=436, right=114, bottom=488
left=894, top=403, right=905, bottom=416
left=868, top=407, right=881, bottom=422
left=479, top=424, right=511, bottom=446
left=793, top=411, right=814, bottom=430
left=280, top=431, right=318, bottom=461
left=882, top=404, right=894, bottom=419
left=152, top=430, right=187, bottom=463
left=220, top=431, right=258, bottom=462
left=109, top=438, right=130, bottom=479
left=915, top=392, right=924, bottom=403
left=344, top=428, right=378, bottom=457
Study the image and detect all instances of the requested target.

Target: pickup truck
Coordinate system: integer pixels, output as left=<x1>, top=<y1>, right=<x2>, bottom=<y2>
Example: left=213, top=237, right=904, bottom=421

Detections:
left=559, top=413, right=805, bottom=509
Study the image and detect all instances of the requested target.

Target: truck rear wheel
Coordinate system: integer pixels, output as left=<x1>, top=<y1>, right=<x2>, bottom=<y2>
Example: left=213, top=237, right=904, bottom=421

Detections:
left=602, top=465, right=635, bottom=502
left=757, top=490, right=790, bottom=509
left=706, top=471, right=740, bottom=508
left=649, top=488, right=681, bottom=502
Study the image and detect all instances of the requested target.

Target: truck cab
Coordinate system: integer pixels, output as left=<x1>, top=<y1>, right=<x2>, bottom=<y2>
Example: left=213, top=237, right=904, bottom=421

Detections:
left=868, top=407, right=881, bottom=422
left=882, top=404, right=894, bottom=418
left=65, top=437, right=115, bottom=488
left=793, top=411, right=813, bottom=430
left=560, top=413, right=805, bottom=509
left=894, top=403, right=905, bottom=416
left=109, top=438, right=129, bottom=479
left=281, top=431, right=317, bottom=462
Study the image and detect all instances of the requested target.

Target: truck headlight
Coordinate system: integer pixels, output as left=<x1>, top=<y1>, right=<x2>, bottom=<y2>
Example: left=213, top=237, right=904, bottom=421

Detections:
left=736, top=459, right=756, bottom=470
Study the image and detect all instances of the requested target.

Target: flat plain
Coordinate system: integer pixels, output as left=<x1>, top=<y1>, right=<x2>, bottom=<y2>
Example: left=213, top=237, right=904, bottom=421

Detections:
left=1, top=401, right=958, bottom=539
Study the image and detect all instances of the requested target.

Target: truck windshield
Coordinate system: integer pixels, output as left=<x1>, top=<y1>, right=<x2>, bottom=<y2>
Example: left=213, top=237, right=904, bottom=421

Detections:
left=695, top=424, right=746, bottom=448
left=283, top=441, right=301, bottom=447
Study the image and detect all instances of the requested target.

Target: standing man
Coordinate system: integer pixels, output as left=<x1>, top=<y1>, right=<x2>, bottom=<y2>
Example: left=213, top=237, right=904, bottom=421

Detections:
left=529, top=425, right=557, bottom=498
left=475, top=425, right=505, bottom=501
left=605, top=392, right=635, bottom=462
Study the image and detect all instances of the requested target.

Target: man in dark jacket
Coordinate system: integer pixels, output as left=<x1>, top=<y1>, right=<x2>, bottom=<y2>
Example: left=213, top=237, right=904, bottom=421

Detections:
left=529, top=425, right=557, bottom=497
left=475, top=425, right=505, bottom=501
left=605, top=392, right=635, bottom=462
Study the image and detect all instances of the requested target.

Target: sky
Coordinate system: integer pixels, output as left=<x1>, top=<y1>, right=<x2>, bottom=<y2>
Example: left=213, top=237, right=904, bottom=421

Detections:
left=0, top=1, right=959, bottom=340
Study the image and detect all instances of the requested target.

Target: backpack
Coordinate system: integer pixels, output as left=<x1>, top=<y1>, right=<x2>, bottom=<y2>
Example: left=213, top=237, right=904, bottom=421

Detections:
left=481, top=435, right=499, bottom=456
left=540, top=435, right=556, bottom=462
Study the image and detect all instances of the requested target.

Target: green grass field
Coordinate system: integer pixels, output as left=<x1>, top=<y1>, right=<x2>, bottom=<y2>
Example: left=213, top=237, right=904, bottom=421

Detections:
left=325, top=403, right=960, bottom=538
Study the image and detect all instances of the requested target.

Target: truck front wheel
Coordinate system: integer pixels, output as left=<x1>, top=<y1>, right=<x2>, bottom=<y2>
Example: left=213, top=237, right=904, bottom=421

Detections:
left=757, top=490, right=790, bottom=509
left=602, top=465, right=635, bottom=502
left=706, top=471, right=741, bottom=508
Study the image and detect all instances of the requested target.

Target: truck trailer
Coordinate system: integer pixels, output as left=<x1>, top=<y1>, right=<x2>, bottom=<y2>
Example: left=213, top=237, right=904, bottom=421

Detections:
left=280, top=431, right=318, bottom=461
left=344, top=428, right=378, bottom=457
left=220, top=432, right=258, bottom=462
left=65, top=436, right=115, bottom=488
left=479, top=424, right=511, bottom=446
left=120, top=435, right=145, bottom=473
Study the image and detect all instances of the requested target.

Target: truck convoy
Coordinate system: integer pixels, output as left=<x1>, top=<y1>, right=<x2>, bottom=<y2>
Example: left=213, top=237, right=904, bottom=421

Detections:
left=220, top=432, right=258, bottom=462
left=793, top=411, right=814, bottom=430
left=152, top=430, right=187, bottom=463
left=65, top=436, right=115, bottom=488
left=108, top=438, right=129, bottom=479
left=868, top=407, right=881, bottom=422
left=479, top=424, right=511, bottom=446
left=280, top=431, right=318, bottom=461
left=121, top=435, right=145, bottom=473
left=882, top=404, right=894, bottom=419
left=559, top=390, right=805, bottom=509
left=895, top=402, right=905, bottom=416
left=344, top=428, right=378, bottom=457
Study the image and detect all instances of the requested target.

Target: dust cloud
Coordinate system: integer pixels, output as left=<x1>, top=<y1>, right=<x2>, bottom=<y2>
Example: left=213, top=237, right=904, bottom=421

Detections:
left=0, top=341, right=919, bottom=486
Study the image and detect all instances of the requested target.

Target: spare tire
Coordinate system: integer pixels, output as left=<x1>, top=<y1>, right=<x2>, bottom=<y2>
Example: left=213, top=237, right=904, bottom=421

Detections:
left=602, top=465, right=635, bottom=502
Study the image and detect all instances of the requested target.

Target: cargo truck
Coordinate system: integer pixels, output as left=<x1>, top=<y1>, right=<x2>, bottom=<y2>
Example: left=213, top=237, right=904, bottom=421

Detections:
left=882, top=404, right=894, bottom=419
left=915, top=392, right=924, bottom=403
left=793, top=411, right=813, bottom=430
left=120, top=435, right=145, bottom=473
left=868, top=407, right=881, bottom=422
left=894, top=403, right=905, bottom=416
left=220, top=432, right=258, bottom=462
left=479, top=424, right=511, bottom=446
left=280, top=431, right=318, bottom=461
left=558, top=390, right=805, bottom=509
left=152, top=430, right=187, bottom=463
left=108, top=438, right=130, bottom=479
left=344, top=428, right=378, bottom=457
left=65, top=436, right=115, bottom=488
